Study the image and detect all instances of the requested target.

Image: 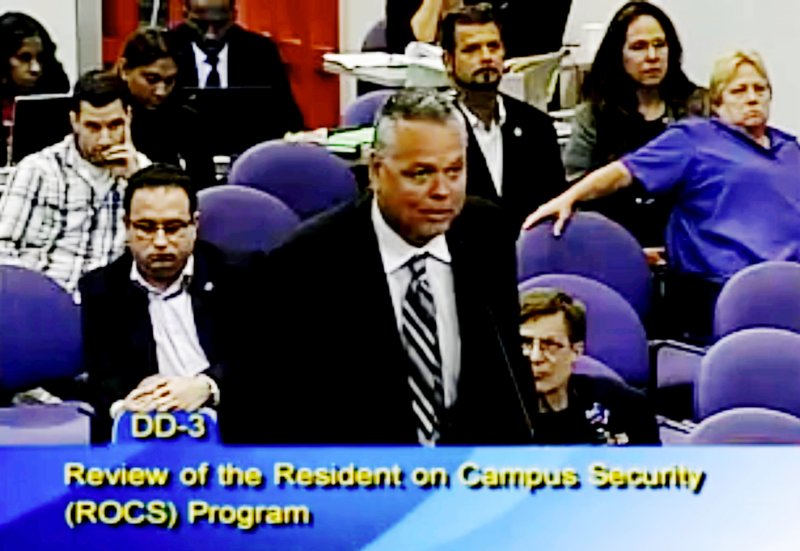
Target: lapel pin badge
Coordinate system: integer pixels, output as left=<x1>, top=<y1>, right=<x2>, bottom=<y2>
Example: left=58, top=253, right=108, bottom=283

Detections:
left=204, top=282, right=214, bottom=292
left=513, top=127, right=522, bottom=137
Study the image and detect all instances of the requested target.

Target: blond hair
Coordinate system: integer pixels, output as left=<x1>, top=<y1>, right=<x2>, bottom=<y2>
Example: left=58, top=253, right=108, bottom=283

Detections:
left=709, top=50, right=771, bottom=107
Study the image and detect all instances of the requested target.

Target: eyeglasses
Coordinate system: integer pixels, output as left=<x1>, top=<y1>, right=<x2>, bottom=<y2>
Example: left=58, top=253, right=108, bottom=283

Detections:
left=130, top=219, right=193, bottom=239
left=521, top=337, right=569, bottom=357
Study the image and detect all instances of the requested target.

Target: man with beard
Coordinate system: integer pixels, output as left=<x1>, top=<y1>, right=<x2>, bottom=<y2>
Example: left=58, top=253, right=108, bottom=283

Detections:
left=167, top=0, right=303, bottom=132
left=441, top=4, right=566, bottom=231
left=80, top=164, right=238, bottom=443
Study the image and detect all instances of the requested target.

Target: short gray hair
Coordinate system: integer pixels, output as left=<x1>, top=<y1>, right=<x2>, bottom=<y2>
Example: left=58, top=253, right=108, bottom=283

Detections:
left=372, top=88, right=467, bottom=156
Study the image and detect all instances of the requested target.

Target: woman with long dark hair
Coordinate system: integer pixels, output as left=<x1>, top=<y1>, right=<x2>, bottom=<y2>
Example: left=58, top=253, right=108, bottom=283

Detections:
left=117, top=27, right=214, bottom=190
left=563, top=1, right=707, bottom=246
left=0, top=12, right=69, bottom=165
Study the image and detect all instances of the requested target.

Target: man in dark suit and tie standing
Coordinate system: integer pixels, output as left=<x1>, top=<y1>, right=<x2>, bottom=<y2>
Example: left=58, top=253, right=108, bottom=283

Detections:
left=80, top=164, right=238, bottom=443
left=167, top=0, right=304, bottom=132
left=224, top=89, right=536, bottom=445
left=441, top=4, right=567, bottom=232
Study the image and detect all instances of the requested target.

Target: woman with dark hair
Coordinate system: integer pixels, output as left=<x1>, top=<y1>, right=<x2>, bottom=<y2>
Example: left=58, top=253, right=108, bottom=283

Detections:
left=563, top=1, right=707, bottom=246
left=0, top=12, right=69, bottom=165
left=117, top=27, right=214, bottom=189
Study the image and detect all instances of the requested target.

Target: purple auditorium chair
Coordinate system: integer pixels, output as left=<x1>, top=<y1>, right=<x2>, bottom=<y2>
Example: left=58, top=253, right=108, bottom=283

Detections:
left=342, top=89, right=395, bottom=127
left=0, top=265, right=88, bottom=444
left=518, top=211, right=652, bottom=321
left=572, top=355, right=625, bottom=384
left=198, top=186, right=300, bottom=258
left=696, top=328, right=800, bottom=420
left=714, top=261, right=800, bottom=339
left=689, top=407, right=800, bottom=444
left=228, top=141, right=359, bottom=220
left=520, top=274, right=649, bottom=389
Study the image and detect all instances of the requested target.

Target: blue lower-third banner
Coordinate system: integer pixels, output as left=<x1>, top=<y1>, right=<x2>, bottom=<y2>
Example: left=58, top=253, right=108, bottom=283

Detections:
left=1, top=445, right=798, bottom=550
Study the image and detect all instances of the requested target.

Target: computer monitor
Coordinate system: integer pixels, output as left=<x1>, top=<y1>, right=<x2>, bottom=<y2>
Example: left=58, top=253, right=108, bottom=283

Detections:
left=181, top=86, right=292, bottom=158
left=11, top=93, right=72, bottom=164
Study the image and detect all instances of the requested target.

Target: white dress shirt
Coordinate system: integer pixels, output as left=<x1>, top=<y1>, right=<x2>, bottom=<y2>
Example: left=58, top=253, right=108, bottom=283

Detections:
left=191, top=42, right=229, bottom=88
left=109, top=255, right=219, bottom=418
left=371, top=199, right=461, bottom=407
left=460, top=96, right=507, bottom=197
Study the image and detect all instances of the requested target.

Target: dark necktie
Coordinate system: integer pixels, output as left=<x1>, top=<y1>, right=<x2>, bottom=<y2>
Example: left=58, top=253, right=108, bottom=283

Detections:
left=401, top=254, right=444, bottom=445
left=205, top=52, right=221, bottom=88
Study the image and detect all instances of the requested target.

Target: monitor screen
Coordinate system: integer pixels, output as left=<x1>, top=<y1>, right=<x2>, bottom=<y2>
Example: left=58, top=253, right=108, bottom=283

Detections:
left=11, top=93, right=72, bottom=164
left=181, top=86, right=291, bottom=158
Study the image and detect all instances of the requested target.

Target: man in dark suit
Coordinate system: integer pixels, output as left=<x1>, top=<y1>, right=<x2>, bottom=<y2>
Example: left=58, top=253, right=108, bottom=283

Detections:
left=224, top=89, right=535, bottom=445
left=167, top=0, right=304, bottom=131
left=440, top=4, right=567, bottom=232
left=80, top=164, right=235, bottom=443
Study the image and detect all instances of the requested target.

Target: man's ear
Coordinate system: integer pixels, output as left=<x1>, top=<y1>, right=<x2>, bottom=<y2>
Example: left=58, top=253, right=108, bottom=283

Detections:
left=572, top=341, right=585, bottom=356
left=69, top=110, right=79, bottom=134
left=367, top=153, right=381, bottom=191
left=192, top=211, right=200, bottom=231
left=443, top=51, right=454, bottom=76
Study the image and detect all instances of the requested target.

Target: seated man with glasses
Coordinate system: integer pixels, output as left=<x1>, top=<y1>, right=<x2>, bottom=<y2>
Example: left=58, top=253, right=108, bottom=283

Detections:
left=79, top=164, right=237, bottom=443
left=520, top=287, right=659, bottom=445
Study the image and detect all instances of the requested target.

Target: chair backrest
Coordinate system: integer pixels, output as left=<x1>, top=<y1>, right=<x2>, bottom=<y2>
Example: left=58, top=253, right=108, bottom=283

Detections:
left=0, top=265, right=82, bottom=391
left=197, top=186, right=300, bottom=258
left=519, top=274, right=649, bottom=388
left=714, top=261, right=800, bottom=339
left=362, top=19, right=387, bottom=52
left=518, top=211, right=652, bottom=320
left=342, top=89, right=395, bottom=127
left=228, top=141, right=359, bottom=220
left=696, top=328, right=800, bottom=419
left=572, top=355, right=625, bottom=384
left=689, top=407, right=800, bottom=444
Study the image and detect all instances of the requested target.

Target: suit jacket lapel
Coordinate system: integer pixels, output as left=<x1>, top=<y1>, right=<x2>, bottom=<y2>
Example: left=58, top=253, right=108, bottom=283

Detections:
left=119, top=255, right=159, bottom=377
left=500, top=98, right=524, bottom=201
left=188, top=248, right=216, bottom=362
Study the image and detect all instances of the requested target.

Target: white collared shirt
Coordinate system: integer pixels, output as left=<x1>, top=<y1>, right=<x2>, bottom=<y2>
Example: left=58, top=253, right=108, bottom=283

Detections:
left=130, top=255, right=211, bottom=379
left=191, top=42, right=229, bottom=88
left=460, top=96, right=506, bottom=197
left=371, top=199, right=461, bottom=407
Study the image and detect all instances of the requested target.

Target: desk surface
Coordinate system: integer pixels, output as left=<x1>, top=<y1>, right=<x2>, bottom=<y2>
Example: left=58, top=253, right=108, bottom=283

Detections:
left=323, top=61, right=406, bottom=88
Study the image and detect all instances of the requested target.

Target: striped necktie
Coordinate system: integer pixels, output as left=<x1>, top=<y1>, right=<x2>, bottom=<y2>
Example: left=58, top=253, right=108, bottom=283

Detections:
left=401, top=254, right=444, bottom=445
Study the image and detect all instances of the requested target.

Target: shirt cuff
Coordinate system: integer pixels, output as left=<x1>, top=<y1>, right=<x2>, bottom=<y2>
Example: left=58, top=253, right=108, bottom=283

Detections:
left=196, top=373, right=220, bottom=406
left=109, top=400, right=125, bottom=419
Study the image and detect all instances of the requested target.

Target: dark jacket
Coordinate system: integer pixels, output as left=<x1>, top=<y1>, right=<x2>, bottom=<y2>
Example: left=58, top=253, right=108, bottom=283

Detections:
left=80, top=241, right=240, bottom=443
left=222, top=194, right=537, bottom=444
left=463, top=94, right=567, bottom=233
left=533, top=374, right=661, bottom=445
left=167, top=22, right=304, bottom=132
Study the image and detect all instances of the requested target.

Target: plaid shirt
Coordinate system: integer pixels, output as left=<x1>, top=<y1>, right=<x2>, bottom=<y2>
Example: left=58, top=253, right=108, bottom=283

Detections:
left=0, top=135, right=149, bottom=294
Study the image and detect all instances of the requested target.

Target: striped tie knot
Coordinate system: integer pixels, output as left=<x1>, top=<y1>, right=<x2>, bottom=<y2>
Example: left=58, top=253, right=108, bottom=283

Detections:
left=407, top=253, right=428, bottom=280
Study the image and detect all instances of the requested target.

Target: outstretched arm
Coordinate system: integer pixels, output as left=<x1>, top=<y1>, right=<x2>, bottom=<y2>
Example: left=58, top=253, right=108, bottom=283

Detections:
left=522, top=161, right=633, bottom=235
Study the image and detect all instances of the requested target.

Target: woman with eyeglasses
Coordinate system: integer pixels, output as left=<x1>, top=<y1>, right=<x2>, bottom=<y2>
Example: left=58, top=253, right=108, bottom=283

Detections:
left=0, top=12, right=69, bottom=166
left=520, top=288, right=659, bottom=445
left=117, top=27, right=215, bottom=190
left=563, top=1, right=708, bottom=247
